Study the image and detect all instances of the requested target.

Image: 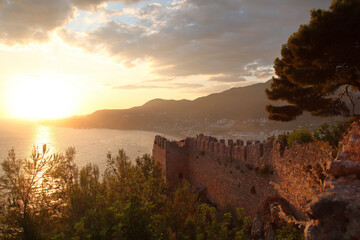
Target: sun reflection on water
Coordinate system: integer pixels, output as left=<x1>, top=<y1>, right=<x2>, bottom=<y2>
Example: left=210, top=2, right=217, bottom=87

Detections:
left=33, top=125, right=57, bottom=190
left=34, top=125, right=55, bottom=153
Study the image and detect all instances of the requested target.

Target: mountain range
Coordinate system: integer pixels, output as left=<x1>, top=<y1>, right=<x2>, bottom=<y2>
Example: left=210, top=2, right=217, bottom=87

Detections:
left=43, top=81, right=344, bottom=139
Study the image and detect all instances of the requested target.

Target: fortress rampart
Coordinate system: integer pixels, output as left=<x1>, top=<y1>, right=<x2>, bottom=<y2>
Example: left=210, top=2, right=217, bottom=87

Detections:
left=153, top=134, right=332, bottom=218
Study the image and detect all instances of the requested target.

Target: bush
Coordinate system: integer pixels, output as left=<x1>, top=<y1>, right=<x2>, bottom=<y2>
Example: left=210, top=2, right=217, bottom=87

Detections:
left=0, top=146, right=253, bottom=240
left=277, top=132, right=290, bottom=146
left=276, top=222, right=305, bottom=240
left=314, top=121, right=352, bottom=149
left=287, top=129, right=313, bottom=146
left=267, top=135, right=276, bottom=141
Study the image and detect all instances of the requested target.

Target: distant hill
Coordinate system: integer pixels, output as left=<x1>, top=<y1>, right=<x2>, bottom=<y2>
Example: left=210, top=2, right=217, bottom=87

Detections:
left=42, top=81, right=344, bottom=139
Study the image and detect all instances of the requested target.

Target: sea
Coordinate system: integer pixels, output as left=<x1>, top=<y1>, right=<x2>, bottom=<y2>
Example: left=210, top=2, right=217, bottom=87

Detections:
left=0, top=120, right=177, bottom=173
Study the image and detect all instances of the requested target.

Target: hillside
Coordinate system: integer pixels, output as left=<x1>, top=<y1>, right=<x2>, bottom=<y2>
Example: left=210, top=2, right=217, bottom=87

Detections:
left=43, top=81, right=343, bottom=139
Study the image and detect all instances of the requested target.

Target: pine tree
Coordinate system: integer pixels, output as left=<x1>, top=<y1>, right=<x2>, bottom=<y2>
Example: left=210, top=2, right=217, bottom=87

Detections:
left=266, top=0, right=360, bottom=121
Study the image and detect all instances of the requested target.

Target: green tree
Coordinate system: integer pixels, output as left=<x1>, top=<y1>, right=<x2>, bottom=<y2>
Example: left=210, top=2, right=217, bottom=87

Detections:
left=314, top=120, right=352, bottom=148
left=72, top=150, right=168, bottom=240
left=165, top=181, right=200, bottom=237
left=277, top=223, right=305, bottom=240
left=0, top=145, right=77, bottom=240
left=287, top=129, right=314, bottom=146
left=266, top=0, right=360, bottom=121
left=1, top=146, right=256, bottom=240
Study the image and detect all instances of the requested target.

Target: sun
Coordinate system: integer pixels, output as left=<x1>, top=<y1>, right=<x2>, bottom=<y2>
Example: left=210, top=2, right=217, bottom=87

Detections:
left=4, top=74, right=78, bottom=120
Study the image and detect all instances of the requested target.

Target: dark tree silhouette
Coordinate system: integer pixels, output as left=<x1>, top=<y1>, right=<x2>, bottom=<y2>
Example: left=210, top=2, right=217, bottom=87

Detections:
left=266, top=0, right=360, bottom=121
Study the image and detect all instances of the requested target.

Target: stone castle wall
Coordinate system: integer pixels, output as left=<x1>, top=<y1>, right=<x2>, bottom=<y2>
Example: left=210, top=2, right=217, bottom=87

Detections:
left=153, top=136, right=189, bottom=189
left=153, top=134, right=332, bottom=218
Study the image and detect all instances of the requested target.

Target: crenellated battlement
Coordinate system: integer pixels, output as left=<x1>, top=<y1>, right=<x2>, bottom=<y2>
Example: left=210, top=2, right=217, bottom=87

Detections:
left=153, top=134, right=332, bottom=218
left=162, top=134, right=282, bottom=168
left=154, top=134, right=287, bottom=173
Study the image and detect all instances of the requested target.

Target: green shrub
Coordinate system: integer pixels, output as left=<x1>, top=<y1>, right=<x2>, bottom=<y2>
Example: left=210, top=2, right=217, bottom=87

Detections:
left=267, top=135, right=276, bottom=141
left=287, top=129, right=313, bottom=146
left=277, top=222, right=305, bottom=240
left=277, top=132, right=290, bottom=146
left=0, top=146, right=254, bottom=240
left=314, top=121, right=351, bottom=148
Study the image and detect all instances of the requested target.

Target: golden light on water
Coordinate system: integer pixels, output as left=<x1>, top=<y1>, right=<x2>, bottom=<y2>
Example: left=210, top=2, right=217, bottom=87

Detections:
left=35, top=125, right=50, bottom=145
left=34, top=125, right=55, bottom=154
left=4, top=73, right=78, bottom=120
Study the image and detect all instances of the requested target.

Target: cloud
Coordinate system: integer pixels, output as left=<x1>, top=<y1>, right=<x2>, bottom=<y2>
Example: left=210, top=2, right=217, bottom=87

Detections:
left=112, top=84, right=163, bottom=90
left=208, top=75, right=246, bottom=83
left=245, top=64, right=259, bottom=71
left=71, top=0, right=107, bottom=11
left=254, top=68, right=274, bottom=79
left=0, top=0, right=151, bottom=45
left=1, top=0, right=332, bottom=81
left=0, top=0, right=75, bottom=44
left=111, top=82, right=204, bottom=90
left=61, top=0, right=332, bottom=78
left=173, top=83, right=204, bottom=88
left=71, top=0, right=148, bottom=11
left=144, top=78, right=175, bottom=83
left=135, top=3, right=163, bottom=18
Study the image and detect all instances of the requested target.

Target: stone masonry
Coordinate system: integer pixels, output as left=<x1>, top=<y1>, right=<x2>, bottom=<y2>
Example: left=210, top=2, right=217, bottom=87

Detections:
left=153, top=134, right=332, bottom=219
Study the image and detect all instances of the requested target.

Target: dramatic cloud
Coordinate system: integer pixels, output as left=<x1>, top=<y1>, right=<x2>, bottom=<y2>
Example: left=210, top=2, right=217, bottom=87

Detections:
left=61, top=0, right=332, bottom=78
left=0, top=0, right=149, bottom=45
left=0, top=0, right=74, bottom=44
left=0, top=0, right=332, bottom=81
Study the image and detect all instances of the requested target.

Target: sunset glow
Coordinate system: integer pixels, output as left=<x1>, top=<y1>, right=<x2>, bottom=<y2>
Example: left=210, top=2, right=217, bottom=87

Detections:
left=4, top=74, right=78, bottom=119
left=1, top=1, right=357, bottom=238
left=0, top=0, right=333, bottom=120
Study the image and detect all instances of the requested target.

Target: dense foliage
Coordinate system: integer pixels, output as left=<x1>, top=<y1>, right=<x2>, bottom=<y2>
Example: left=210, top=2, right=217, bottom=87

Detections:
left=0, top=146, right=256, bottom=240
left=266, top=0, right=360, bottom=121
left=0, top=146, right=307, bottom=240
left=268, top=129, right=314, bottom=147
left=313, top=120, right=352, bottom=148
left=268, top=119, right=353, bottom=149
left=286, top=129, right=314, bottom=146
left=277, top=223, right=305, bottom=240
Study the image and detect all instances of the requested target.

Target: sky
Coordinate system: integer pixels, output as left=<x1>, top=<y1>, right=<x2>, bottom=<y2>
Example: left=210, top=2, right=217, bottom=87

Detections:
left=0, top=0, right=332, bottom=119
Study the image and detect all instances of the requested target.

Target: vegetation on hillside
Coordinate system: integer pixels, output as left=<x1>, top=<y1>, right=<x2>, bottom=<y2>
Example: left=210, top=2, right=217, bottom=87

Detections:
left=268, top=119, right=352, bottom=149
left=268, top=129, right=313, bottom=147
left=314, top=119, right=353, bottom=149
left=0, top=146, right=306, bottom=240
left=0, top=147, right=230, bottom=239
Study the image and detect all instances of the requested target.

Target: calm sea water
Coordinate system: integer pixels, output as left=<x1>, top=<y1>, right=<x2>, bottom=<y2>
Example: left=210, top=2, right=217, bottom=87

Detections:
left=0, top=120, right=176, bottom=173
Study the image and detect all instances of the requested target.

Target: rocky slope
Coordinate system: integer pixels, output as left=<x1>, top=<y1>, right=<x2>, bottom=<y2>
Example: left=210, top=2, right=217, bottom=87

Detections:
left=305, top=122, right=360, bottom=240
